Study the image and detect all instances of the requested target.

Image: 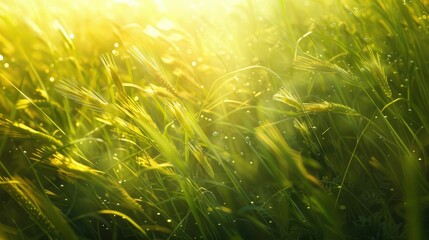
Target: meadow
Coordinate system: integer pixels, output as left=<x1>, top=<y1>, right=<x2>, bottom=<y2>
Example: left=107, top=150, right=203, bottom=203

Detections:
left=0, top=0, right=428, bottom=239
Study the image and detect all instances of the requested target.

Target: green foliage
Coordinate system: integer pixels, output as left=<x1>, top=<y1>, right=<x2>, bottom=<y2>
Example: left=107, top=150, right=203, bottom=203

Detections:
left=0, top=0, right=428, bottom=239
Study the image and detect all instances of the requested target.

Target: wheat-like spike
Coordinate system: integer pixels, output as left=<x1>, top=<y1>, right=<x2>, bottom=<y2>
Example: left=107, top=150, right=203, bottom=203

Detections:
left=167, top=100, right=195, bottom=137
left=293, top=118, right=314, bottom=147
left=362, top=45, right=392, bottom=98
left=302, top=101, right=359, bottom=115
left=188, top=141, right=215, bottom=178
left=55, top=80, right=109, bottom=111
left=273, top=89, right=359, bottom=115
left=100, top=54, right=127, bottom=97
left=273, top=88, right=302, bottom=110
left=129, top=46, right=179, bottom=98
left=48, top=152, right=103, bottom=177
left=293, top=54, right=350, bottom=78
left=33, top=149, right=143, bottom=212
left=32, top=148, right=102, bottom=177
left=0, top=176, right=59, bottom=238
left=293, top=119, right=310, bottom=136
left=136, top=154, right=174, bottom=176
left=115, top=96, right=158, bottom=129
left=0, top=114, right=63, bottom=147
left=142, top=84, right=177, bottom=99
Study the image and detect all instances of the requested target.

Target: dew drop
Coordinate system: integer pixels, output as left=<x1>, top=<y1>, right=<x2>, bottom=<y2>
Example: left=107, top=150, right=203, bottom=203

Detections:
left=112, top=49, right=119, bottom=56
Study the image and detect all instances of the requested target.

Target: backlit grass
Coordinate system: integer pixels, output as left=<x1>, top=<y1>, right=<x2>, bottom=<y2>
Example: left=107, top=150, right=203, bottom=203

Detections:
left=0, top=0, right=428, bottom=239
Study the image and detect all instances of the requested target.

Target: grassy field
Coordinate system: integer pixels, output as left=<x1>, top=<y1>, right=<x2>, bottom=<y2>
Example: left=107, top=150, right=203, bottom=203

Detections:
left=0, top=0, right=428, bottom=239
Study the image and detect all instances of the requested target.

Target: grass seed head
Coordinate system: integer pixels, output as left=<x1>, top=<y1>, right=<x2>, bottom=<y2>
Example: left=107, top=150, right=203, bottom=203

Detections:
left=362, top=45, right=392, bottom=98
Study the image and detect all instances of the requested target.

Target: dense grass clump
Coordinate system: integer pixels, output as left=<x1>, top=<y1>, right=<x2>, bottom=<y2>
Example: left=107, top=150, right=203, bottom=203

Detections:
left=0, top=0, right=428, bottom=239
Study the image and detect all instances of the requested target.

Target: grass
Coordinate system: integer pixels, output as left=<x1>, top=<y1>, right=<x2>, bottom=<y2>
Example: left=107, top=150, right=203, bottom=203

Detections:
left=0, top=0, right=428, bottom=239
